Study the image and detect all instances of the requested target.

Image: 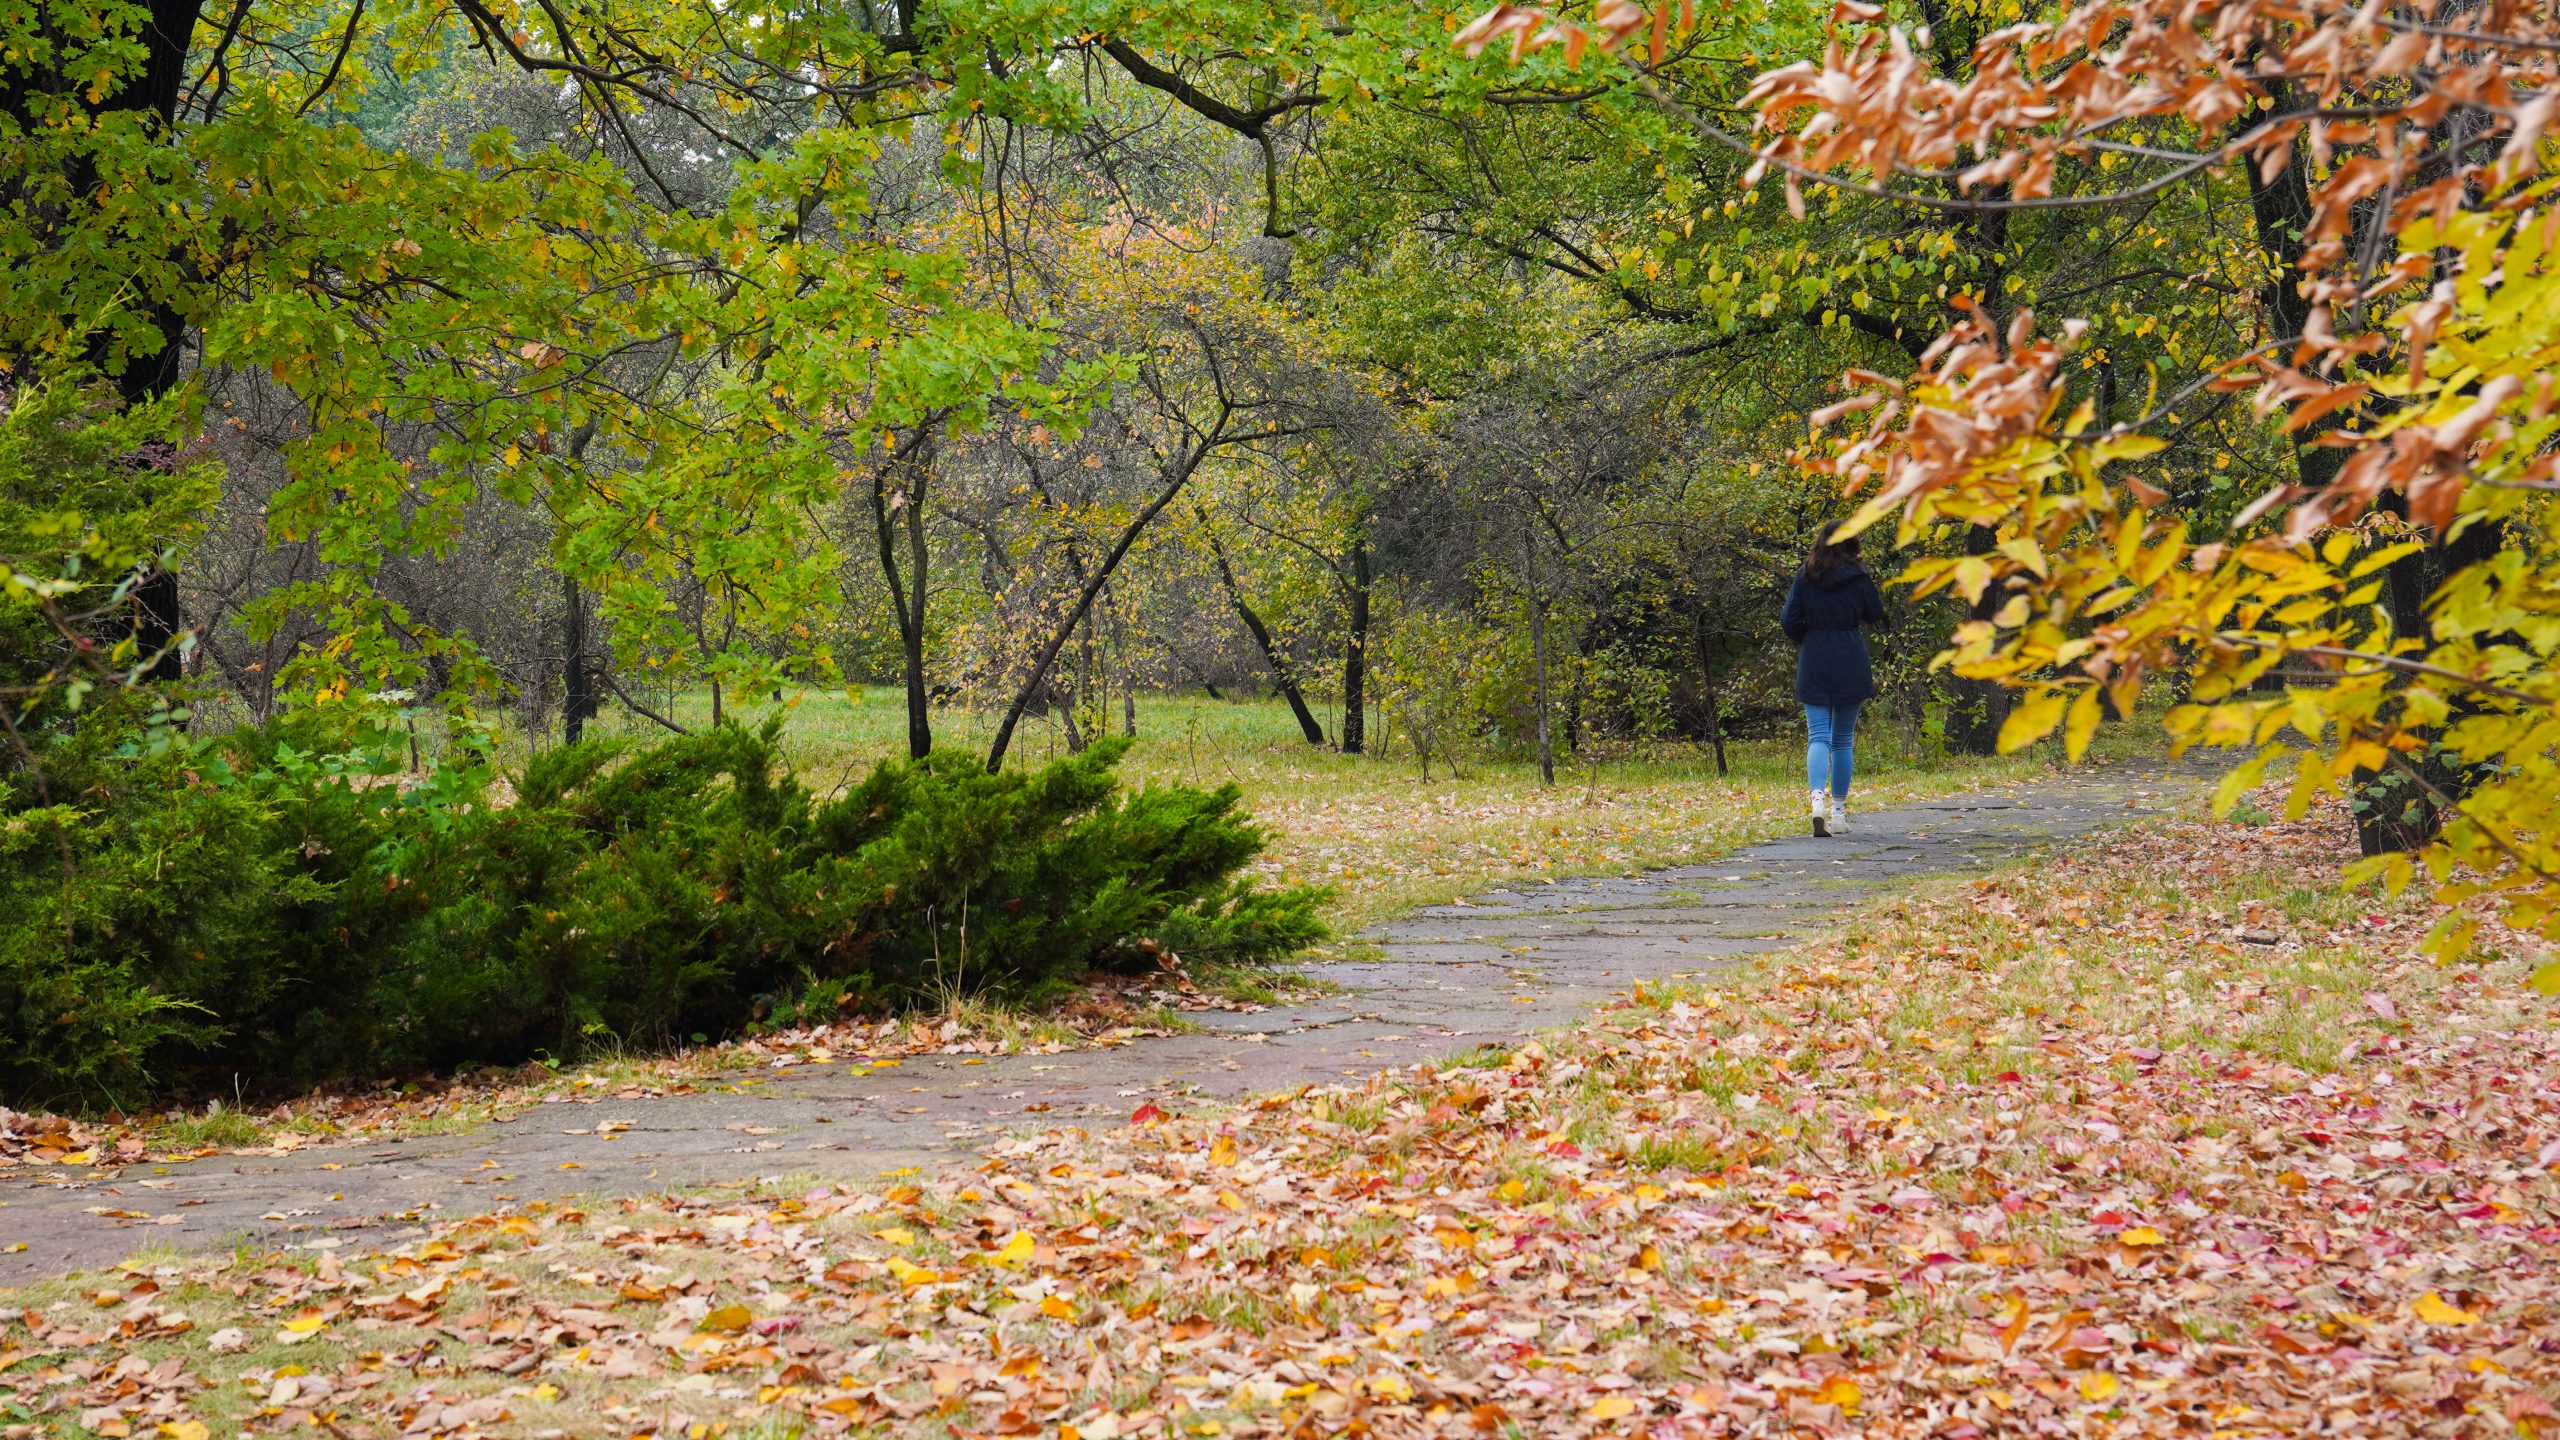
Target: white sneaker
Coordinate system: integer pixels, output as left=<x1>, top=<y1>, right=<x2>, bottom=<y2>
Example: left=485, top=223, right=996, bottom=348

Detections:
left=1810, top=789, right=1830, bottom=838
left=1828, top=798, right=1851, bottom=834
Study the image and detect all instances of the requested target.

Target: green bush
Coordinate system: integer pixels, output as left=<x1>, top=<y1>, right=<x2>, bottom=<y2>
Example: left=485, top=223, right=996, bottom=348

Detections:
left=0, top=717, right=1325, bottom=1109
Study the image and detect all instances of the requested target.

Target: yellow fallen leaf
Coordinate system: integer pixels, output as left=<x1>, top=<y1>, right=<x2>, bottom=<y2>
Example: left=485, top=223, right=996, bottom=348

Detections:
left=699, top=1304, right=753, bottom=1333
left=993, top=1231, right=1036, bottom=1268
left=873, top=1226, right=915, bottom=1245
left=1040, top=1295, right=1077, bottom=1320
left=1812, top=1376, right=1861, bottom=1415
left=1636, top=1244, right=1663, bottom=1271
left=884, top=1257, right=940, bottom=1287
left=2119, top=1226, right=2165, bottom=1246
left=2078, top=1372, right=2121, bottom=1402
left=1587, top=1394, right=1638, bottom=1420
left=280, top=1313, right=328, bottom=1334
left=59, top=1149, right=96, bottom=1166
left=159, top=1424, right=209, bottom=1440
left=2414, top=1292, right=2480, bottom=1326
left=1369, top=1374, right=1414, bottom=1403
left=1209, top=1136, right=1238, bottom=1167
left=531, top=1383, right=560, bottom=1401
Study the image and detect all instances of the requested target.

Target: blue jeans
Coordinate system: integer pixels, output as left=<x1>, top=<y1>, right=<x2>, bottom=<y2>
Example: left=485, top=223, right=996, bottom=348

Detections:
left=1805, top=701, right=1862, bottom=799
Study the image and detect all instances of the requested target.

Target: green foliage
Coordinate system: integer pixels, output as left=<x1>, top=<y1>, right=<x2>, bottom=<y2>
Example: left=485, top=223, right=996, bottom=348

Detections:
left=0, top=718, right=1322, bottom=1108
left=0, top=372, right=216, bottom=725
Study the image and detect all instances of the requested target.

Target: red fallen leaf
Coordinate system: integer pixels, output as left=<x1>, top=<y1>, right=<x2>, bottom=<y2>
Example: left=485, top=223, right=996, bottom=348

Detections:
left=1131, top=1103, right=1166, bottom=1126
left=751, top=1316, right=801, bottom=1336
left=1994, top=1070, right=2024, bottom=1083
left=1546, top=1139, right=1582, bottom=1158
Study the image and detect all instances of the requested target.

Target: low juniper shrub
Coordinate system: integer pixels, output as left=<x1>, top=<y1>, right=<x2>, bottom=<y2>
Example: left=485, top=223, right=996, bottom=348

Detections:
left=0, top=716, right=1325, bottom=1109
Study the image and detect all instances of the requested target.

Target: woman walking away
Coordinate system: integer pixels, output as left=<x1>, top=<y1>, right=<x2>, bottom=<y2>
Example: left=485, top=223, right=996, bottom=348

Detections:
left=1780, top=520, right=1885, bottom=837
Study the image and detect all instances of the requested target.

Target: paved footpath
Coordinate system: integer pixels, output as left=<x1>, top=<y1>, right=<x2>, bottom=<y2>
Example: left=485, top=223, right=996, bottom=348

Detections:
left=0, top=764, right=2199, bottom=1283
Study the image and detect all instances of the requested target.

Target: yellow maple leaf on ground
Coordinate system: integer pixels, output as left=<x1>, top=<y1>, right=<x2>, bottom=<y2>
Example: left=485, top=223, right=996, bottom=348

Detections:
left=2414, top=1293, right=2480, bottom=1326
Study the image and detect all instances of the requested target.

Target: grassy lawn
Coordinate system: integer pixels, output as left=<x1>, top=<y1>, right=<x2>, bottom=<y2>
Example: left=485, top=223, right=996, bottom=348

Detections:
left=7, top=797, right=2550, bottom=1439
left=573, top=686, right=2096, bottom=932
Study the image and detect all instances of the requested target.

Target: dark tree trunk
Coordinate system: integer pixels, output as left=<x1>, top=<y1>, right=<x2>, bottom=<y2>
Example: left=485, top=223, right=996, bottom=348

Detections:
left=1199, top=510, right=1323, bottom=744
left=2351, top=516, right=2511, bottom=856
left=561, top=573, right=596, bottom=745
left=1340, top=533, right=1371, bottom=755
left=132, top=567, right=185, bottom=682
left=2242, top=82, right=2351, bottom=498
left=870, top=433, right=935, bottom=759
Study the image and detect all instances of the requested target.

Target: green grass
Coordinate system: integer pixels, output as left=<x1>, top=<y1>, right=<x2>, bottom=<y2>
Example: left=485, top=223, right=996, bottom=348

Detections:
left=540, top=684, right=2131, bottom=930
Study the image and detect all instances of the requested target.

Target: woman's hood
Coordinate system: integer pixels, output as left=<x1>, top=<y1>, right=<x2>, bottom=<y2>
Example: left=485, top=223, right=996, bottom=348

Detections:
left=1814, top=562, right=1869, bottom=589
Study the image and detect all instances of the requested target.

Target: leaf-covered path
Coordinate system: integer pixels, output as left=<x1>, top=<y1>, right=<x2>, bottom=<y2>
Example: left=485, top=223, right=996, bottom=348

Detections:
left=0, top=767, right=2192, bottom=1284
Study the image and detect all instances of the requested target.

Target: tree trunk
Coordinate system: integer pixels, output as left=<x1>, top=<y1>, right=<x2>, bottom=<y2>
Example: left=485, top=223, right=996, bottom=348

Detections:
left=1199, top=509, right=1323, bottom=744
left=1071, top=610, right=1096, bottom=754
left=1340, top=532, right=1371, bottom=755
left=1529, top=592, right=1555, bottom=786
left=1693, top=615, right=1727, bottom=777
left=870, top=433, right=935, bottom=759
left=1054, top=681, right=1087, bottom=754
left=561, top=573, right=595, bottom=745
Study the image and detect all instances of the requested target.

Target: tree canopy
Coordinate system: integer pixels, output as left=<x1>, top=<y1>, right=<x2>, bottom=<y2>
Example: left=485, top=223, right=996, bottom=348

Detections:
left=6, top=0, right=2553, bottom=965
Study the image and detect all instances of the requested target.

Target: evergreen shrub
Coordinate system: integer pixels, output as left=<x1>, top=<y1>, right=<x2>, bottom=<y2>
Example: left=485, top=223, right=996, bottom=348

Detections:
left=0, top=718, right=1324, bottom=1109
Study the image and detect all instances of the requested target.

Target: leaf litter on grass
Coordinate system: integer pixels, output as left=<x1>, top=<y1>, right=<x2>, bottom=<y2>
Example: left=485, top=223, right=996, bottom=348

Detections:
left=9, top=795, right=2556, bottom=1439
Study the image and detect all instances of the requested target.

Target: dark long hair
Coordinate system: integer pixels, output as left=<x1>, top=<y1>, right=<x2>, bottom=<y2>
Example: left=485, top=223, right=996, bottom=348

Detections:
left=1800, top=519, right=1861, bottom=582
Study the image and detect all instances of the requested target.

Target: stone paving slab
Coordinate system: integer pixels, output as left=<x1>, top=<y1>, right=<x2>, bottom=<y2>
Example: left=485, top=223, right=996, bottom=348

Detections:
left=0, top=764, right=2200, bottom=1283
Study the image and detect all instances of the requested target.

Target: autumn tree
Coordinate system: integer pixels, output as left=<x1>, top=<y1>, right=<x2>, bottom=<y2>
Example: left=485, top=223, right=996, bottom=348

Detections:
left=1461, top=0, right=2560, bottom=965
